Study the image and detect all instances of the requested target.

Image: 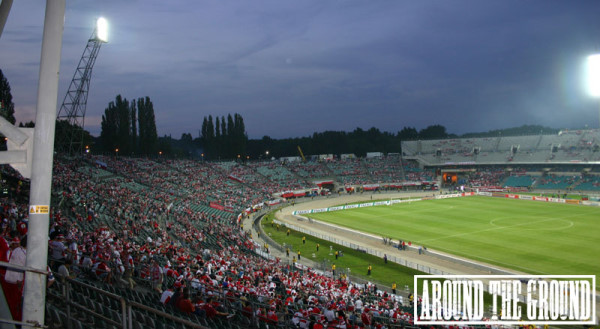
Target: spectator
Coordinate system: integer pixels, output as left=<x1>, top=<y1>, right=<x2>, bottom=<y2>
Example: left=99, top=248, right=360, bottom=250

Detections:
left=175, top=290, right=196, bottom=315
left=57, top=258, right=76, bottom=283
left=4, top=236, right=26, bottom=321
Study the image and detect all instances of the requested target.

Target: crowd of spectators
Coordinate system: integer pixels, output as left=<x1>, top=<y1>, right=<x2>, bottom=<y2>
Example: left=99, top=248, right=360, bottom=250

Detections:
left=365, top=155, right=405, bottom=184
left=402, top=161, right=435, bottom=182
left=1, top=157, right=426, bottom=328
left=324, top=158, right=371, bottom=185
left=3, top=154, right=596, bottom=328
left=465, top=168, right=506, bottom=188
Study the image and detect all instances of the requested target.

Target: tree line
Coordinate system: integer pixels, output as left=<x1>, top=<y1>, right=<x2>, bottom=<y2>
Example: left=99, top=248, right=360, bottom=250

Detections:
left=200, top=113, right=247, bottom=160
left=245, top=125, right=452, bottom=159
left=99, top=95, right=158, bottom=155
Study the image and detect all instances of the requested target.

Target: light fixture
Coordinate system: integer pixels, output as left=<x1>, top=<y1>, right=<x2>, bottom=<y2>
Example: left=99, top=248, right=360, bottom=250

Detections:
left=96, top=17, right=108, bottom=42
left=587, top=54, right=600, bottom=98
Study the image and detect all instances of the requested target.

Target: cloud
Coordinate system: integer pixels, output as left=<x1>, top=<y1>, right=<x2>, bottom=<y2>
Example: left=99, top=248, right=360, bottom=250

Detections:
left=3, top=0, right=600, bottom=139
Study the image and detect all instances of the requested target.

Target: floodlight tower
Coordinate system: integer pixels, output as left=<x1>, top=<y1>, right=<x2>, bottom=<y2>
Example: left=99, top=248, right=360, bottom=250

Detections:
left=56, top=17, right=108, bottom=155
left=587, top=53, right=600, bottom=128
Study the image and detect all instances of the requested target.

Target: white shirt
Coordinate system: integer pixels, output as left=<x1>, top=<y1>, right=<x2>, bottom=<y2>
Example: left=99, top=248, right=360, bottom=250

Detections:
left=324, top=309, right=336, bottom=322
left=68, top=241, right=79, bottom=261
left=49, top=240, right=66, bottom=260
left=58, top=264, right=70, bottom=279
left=355, top=299, right=363, bottom=310
left=160, top=289, right=174, bottom=304
left=5, top=246, right=26, bottom=283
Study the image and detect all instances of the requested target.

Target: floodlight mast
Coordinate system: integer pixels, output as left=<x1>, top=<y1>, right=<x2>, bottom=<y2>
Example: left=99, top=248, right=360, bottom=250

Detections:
left=56, top=17, right=107, bottom=156
left=588, top=54, right=600, bottom=128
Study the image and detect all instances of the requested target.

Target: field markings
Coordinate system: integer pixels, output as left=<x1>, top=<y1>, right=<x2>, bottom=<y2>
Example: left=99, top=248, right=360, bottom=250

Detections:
left=489, top=217, right=574, bottom=230
left=311, top=196, right=598, bottom=286
left=417, top=213, right=578, bottom=244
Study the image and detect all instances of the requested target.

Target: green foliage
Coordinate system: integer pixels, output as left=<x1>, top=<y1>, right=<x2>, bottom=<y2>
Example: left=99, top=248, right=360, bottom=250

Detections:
left=0, top=69, right=16, bottom=125
left=418, top=124, right=448, bottom=140
left=137, top=96, right=158, bottom=155
left=247, top=127, right=403, bottom=158
left=200, top=113, right=247, bottom=160
left=55, top=120, right=94, bottom=151
left=100, top=95, right=158, bottom=155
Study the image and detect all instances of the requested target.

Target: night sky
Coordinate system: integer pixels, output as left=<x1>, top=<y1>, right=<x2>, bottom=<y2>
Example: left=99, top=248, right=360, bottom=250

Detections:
left=1, top=1, right=600, bottom=139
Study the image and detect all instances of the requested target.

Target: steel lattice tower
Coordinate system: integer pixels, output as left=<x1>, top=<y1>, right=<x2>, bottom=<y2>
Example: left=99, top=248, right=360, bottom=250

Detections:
left=56, top=26, right=106, bottom=155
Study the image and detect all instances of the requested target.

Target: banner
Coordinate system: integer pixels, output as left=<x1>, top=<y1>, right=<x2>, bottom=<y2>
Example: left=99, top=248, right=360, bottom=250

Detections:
left=582, top=201, right=600, bottom=206
left=228, top=175, right=243, bottom=183
left=209, top=202, right=225, bottom=211
left=293, top=209, right=311, bottom=215
left=362, top=184, right=380, bottom=191
left=373, top=201, right=390, bottom=206
left=435, top=193, right=463, bottom=199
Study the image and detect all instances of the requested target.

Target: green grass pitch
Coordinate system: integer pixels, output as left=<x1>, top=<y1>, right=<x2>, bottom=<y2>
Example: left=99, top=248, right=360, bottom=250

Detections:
left=307, top=196, right=600, bottom=286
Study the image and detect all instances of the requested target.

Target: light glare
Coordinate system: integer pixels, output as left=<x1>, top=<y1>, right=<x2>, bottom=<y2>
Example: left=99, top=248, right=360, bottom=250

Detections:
left=96, top=17, right=108, bottom=42
left=588, top=54, right=600, bottom=97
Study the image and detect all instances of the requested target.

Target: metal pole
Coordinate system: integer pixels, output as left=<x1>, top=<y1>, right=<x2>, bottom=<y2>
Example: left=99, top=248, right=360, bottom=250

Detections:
left=22, top=0, right=65, bottom=326
left=0, top=0, right=13, bottom=39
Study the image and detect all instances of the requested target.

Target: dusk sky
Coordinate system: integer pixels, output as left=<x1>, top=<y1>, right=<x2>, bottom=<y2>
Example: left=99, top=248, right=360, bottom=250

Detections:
left=1, top=1, right=600, bottom=139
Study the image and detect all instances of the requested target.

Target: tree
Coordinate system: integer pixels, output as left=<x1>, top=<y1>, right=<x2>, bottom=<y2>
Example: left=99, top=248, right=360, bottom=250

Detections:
left=180, top=133, right=193, bottom=143
left=205, top=115, right=215, bottom=157
left=419, top=125, right=448, bottom=140
left=55, top=120, right=93, bottom=152
left=19, top=121, right=35, bottom=128
left=227, top=114, right=235, bottom=158
left=398, top=127, right=419, bottom=141
left=234, top=113, right=247, bottom=159
left=200, top=113, right=248, bottom=160
left=215, top=116, right=221, bottom=158
left=220, top=116, right=226, bottom=158
left=101, top=95, right=129, bottom=153
left=137, top=96, right=158, bottom=155
left=201, top=117, right=208, bottom=145
left=116, top=95, right=132, bottom=154
left=100, top=95, right=157, bottom=155
left=0, top=69, right=16, bottom=124
left=131, top=99, right=138, bottom=153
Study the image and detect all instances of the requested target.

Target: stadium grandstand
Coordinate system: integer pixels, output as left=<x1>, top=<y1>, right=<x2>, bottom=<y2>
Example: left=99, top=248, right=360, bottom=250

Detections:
left=1, top=130, right=600, bottom=329
left=402, top=129, right=600, bottom=193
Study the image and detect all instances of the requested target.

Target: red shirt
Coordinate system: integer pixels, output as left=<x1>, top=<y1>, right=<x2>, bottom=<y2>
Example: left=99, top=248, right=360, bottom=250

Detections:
left=0, top=236, right=9, bottom=262
left=202, top=303, right=218, bottom=318
left=361, top=312, right=371, bottom=325
left=17, top=222, right=27, bottom=236
left=176, top=298, right=195, bottom=314
left=267, top=310, right=278, bottom=323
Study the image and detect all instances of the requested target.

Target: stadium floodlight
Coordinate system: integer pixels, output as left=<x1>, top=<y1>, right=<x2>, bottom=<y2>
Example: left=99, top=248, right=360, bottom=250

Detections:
left=96, top=17, right=108, bottom=42
left=588, top=54, right=600, bottom=98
